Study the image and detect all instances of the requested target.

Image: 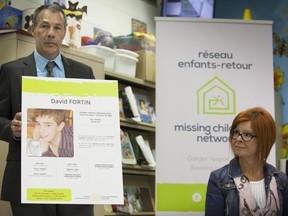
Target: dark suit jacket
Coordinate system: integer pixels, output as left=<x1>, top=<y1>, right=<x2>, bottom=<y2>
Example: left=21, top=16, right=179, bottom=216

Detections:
left=0, top=53, right=95, bottom=202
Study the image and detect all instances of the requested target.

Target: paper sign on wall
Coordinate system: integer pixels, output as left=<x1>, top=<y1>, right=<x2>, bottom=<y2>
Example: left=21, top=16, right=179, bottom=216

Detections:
left=156, top=18, right=274, bottom=215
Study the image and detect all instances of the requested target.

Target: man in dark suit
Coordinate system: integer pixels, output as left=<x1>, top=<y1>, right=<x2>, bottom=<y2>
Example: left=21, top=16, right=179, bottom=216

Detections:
left=0, top=3, right=95, bottom=216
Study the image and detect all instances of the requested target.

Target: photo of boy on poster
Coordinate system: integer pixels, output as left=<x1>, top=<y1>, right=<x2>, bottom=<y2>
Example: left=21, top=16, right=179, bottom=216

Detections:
left=27, top=108, right=74, bottom=157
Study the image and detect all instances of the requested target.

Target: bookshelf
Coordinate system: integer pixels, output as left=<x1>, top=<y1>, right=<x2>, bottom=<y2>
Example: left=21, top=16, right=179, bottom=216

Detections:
left=103, top=69, right=156, bottom=216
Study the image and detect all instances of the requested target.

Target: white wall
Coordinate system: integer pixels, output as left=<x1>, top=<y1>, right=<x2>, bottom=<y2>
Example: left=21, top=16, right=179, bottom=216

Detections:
left=12, top=0, right=161, bottom=37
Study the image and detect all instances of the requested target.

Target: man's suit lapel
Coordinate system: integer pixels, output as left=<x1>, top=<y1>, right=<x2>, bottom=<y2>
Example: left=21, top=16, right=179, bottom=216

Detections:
left=22, top=53, right=37, bottom=76
left=62, top=55, right=77, bottom=78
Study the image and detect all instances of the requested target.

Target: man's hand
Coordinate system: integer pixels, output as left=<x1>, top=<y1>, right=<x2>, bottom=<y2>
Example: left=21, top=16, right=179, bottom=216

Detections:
left=11, top=112, right=22, bottom=138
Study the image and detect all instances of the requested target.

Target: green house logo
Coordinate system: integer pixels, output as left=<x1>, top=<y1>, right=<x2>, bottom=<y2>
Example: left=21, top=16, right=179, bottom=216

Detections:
left=197, top=76, right=236, bottom=114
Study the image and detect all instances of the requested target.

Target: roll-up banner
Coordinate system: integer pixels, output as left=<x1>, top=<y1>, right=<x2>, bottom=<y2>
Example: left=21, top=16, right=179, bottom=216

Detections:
left=155, top=18, right=274, bottom=216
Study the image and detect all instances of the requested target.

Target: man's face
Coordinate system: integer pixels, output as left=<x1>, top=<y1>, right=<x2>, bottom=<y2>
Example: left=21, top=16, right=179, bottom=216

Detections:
left=32, top=9, right=66, bottom=60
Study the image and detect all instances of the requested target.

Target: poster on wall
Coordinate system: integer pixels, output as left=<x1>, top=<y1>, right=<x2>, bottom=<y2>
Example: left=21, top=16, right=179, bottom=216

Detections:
left=21, top=77, right=123, bottom=204
left=155, top=18, right=274, bottom=215
left=61, top=1, right=87, bottom=48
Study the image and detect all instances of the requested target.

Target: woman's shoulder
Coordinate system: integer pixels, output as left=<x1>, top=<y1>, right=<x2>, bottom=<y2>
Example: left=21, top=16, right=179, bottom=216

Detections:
left=265, top=162, right=288, bottom=188
left=211, top=164, right=229, bottom=174
left=209, top=158, right=242, bottom=182
left=208, top=163, right=237, bottom=193
left=210, top=164, right=230, bottom=181
left=265, top=162, right=286, bottom=177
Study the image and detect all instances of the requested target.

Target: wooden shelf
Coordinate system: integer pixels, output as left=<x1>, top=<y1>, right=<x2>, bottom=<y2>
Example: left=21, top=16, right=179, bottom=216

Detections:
left=120, top=119, right=155, bottom=132
left=105, top=70, right=155, bottom=90
left=122, top=164, right=155, bottom=176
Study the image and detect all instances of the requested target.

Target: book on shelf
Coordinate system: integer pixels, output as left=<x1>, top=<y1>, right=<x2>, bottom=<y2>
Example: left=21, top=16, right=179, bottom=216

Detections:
left=137, top=187, right=155, bottom=212
left=151, top=148, right=156, bottom=162
left=119, top=90, right=132, bottom=119
left=130, top=136, right=149, bottom=166
left=112, top=188, right=130, bottom=214
left=134, top=93, right=154, bottom=124
left=110, top=185, right=154, bottom=214
left=119, top=86, right=156, bottom=124
left=126, top=186, right=144, bottom=213
left=121, top=132, right=137, bottom=165
left=148, top=103, right=156, bottom=124
left=114, top=186, right=154, bottom=213
left=119, top=88, right=141, bottom=122
left=135, top=135, right=156, bottom=167
left=119, top=97, right=125, bottom=119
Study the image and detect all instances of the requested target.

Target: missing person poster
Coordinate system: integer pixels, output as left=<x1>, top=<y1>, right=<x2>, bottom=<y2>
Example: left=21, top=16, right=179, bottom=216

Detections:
left=156, top=18, right=275, bottom=215
left=21, top=77, right=123, bottom=204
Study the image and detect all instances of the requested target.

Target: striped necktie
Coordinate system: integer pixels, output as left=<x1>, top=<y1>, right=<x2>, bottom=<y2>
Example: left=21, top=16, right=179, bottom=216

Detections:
left=46, top=61, right=55, bottom=77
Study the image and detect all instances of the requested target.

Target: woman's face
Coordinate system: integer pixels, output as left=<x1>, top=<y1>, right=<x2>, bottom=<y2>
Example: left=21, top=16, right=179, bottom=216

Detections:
left=231, top=121, right=259, bottom=160
left=34, top=115, right=64, bottom=142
